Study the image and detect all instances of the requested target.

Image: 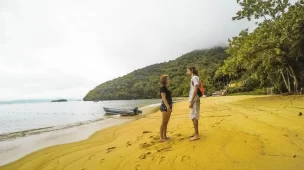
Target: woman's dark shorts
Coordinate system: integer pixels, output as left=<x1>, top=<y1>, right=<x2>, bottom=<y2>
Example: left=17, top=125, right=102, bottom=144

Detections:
left=160, top=103, right=173, bottom=112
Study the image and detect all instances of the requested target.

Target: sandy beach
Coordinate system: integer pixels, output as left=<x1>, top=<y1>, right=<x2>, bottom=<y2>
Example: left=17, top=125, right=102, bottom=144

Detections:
left=0, top=118, right=131, bottom=166
left=1, top=95, right=303, bottom=170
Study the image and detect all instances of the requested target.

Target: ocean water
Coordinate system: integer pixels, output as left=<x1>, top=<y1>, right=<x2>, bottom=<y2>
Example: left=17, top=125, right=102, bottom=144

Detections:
left=0, top=99, right=161, bottom=140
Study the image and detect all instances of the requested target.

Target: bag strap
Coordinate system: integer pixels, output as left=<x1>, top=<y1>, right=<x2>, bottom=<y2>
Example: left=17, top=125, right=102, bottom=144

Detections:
left=192, top=80, right=201, bottom=87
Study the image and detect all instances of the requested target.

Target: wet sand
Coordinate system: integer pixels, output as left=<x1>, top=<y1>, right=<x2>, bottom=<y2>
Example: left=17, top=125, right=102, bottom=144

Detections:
left=0, top=118, right=131, bottom=166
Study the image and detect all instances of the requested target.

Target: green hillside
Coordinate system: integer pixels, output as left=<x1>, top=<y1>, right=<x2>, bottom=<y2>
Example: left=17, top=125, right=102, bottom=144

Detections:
left=84, top=1, right=304, bottom=101
left=83, top=47, right=227, bottom=101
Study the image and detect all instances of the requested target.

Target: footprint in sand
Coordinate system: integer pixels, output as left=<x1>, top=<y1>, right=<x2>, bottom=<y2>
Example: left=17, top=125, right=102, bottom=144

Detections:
left=126, top=141, right=132, bottom=147
left=153, top=137, right=159, bottom=140
left=89, top=155, right=95, bottom=160
left=141, top=142, right=153, bottom=148
left=143, top=131, right=152, bottom=134
left=139, top=152, right=152, bottom=159
left=135, top=164, right=141, bottom=170
left=173, top=134, right=186, bottom=141
left=100, top=159, right=105, bottom=164
left=107, top=147, right=116, bottom=153
left=181, top=156, right=190, bottom=162
left=157, top=146, right=172, bottom=152
left=148, top=135, right=159, bottom=141
left=178, top=137, right=186, bottom=141
left=150, top=141, right=156, bottom=144
left=174, top=133, right=182, bottom=137
left=136, top=136, right=143, bottom=140
left=159, top=157, right=166, bottom=164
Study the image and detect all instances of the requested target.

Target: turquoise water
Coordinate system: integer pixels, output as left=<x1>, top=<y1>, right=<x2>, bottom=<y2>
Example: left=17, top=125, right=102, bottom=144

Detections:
left=0, top=99, right=161, bottom=140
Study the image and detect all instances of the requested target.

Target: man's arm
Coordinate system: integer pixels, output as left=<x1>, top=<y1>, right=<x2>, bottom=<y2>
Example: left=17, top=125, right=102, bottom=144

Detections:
left=190, top=84, right=198, bottom=103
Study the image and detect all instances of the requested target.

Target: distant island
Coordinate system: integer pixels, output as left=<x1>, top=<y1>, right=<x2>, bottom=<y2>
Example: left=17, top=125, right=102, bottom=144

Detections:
left=51, top=99, right=67, bottom=102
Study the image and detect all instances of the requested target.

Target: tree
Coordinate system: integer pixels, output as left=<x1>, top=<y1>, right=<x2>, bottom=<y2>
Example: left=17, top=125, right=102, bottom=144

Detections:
left=219, top=0, right=304, bottom=93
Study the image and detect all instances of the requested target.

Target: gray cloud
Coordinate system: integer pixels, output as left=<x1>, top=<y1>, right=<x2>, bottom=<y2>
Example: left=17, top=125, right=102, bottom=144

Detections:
left=0, top=0, right=255, bottom=100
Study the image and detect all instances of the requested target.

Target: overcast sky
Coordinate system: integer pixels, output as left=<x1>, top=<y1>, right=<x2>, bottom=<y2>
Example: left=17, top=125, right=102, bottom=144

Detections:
left=0, top=0, right=256, bottom=100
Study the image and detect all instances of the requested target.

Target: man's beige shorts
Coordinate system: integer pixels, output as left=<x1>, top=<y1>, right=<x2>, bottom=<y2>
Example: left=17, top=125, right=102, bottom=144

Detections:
left=190, top=99, right=200, bottom=120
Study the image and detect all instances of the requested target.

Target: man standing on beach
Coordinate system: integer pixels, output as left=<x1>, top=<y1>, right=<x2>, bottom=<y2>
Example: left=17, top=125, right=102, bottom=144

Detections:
left=187, top=66, right=201, bottom=141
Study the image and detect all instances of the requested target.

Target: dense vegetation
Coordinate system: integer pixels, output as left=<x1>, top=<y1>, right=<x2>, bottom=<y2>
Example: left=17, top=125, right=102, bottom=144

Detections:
left=84, top=0, right=304, bottom=100
left=216, top=0, right=304, bottom=94
left=83, top=47, right=227, bottom=100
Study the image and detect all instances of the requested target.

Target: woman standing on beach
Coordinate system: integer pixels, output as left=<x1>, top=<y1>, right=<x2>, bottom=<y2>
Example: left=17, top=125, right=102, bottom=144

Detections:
left=159, top=74, right=172, bottom=142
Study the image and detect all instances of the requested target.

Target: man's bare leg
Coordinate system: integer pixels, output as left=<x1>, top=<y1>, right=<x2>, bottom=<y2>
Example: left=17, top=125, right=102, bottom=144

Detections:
left=190, top=118, right=200, bottom=141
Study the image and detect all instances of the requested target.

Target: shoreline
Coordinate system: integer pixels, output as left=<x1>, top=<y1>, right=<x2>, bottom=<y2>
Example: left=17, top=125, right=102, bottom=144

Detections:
left=0, top=104, right=160, bottom=166
left=0, top=118, right=131, bottom=166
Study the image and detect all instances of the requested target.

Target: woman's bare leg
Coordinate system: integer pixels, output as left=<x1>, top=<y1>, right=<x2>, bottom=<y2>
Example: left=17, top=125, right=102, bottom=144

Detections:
left=164, top=111, right=171, bottom=139
left=160, top=112, right=169, bottom=142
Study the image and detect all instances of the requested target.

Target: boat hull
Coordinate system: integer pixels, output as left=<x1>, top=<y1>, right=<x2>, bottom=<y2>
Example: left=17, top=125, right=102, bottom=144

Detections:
left=103, top=107, right=142, bottom=116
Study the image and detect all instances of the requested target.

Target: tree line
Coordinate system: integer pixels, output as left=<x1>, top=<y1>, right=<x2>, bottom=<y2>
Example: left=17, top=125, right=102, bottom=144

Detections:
left=84, top=0, right=304, bottom=100
left=216, top=0, right=304, bottom=94
left=83, top=47, right=227, bottom=100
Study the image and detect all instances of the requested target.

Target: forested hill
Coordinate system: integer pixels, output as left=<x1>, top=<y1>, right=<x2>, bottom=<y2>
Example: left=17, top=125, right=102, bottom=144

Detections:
left=84, top=1, right=304, bottom=101
left=83, top=47, right=227, bottom=101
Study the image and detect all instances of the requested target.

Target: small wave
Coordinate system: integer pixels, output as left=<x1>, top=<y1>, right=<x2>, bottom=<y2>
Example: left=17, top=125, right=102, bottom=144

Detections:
left=0, top=118, right=106, bottom=141
left=140, top=103, right=161, bottom=109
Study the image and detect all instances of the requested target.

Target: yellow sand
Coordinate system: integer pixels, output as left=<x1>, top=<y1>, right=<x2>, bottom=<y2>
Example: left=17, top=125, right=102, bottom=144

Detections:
left=1, top=95, right=304, bottom=170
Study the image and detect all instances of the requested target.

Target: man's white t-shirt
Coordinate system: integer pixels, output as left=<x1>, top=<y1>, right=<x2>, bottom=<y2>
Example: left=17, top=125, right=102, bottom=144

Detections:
left=189, top=75, right=200, bottom=102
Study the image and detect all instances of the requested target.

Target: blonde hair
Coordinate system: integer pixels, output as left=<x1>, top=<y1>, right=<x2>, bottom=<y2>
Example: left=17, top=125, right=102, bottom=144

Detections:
left=160, top=74, right=169, bottom=86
